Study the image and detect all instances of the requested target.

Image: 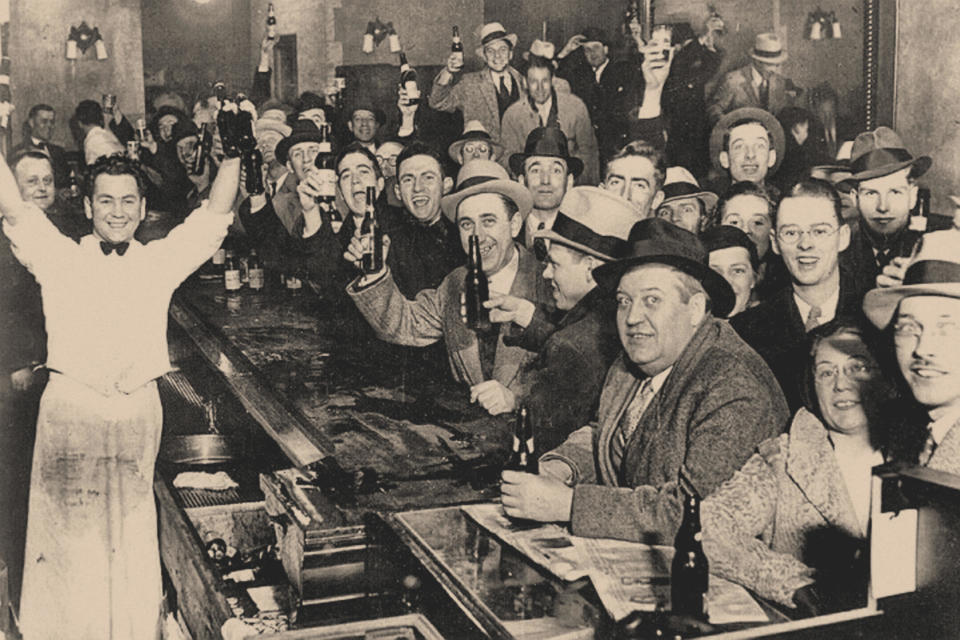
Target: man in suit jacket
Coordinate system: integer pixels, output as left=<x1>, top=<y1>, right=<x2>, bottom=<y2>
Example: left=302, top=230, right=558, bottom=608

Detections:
left=348, top=160, right=550, bottom=415
left=14, top=104, right=71, bottom=189
left=486, top=187, right=636, bottom=448
left=733, top=178, right=858, bottom=411
left=429, top=22, right=525, bottom=144
left=864, top=228, right=960, bottom=475
left=501, top=218, right=787, bottom=542
left=839, top=127, right=954, bottom=298
left=707, top=33, right=798, bottom=124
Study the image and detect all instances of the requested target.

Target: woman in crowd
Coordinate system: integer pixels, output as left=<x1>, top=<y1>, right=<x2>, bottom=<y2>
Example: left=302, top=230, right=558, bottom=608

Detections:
left=701, top=224, right=759, bottom=318
left=700, top=319, right=921, bottom=615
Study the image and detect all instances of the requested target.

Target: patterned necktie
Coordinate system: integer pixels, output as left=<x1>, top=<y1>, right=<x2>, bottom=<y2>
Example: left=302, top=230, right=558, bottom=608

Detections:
left=804, top=305, right=822, bottom=332
left=100, top=241, right=129, bottom=256
left=919, top=429, right=938, bottom=466
left=759, top=78, right=770, bottom=110
left=610, top=377, right=655, bottom=471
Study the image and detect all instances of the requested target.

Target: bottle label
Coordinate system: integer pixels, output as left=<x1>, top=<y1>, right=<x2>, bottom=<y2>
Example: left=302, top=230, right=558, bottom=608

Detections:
left=286, top=276, right=302, bottom=290
left=213, top=248, right=226, bottom=265
left=224, top=270, right=242, bottom=290
left=249, top=268, right=265, bottom=290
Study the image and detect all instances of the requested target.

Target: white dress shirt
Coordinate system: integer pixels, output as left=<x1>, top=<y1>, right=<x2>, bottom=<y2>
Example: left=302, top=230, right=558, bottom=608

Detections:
left=3, top=201, right=231, bottom=395
left=794, top=287, right=840, bottom=330
left=593, top=59, right=609, bottom=84
left=492, top=71, right=512, bottom=95
left=535, top=95, right=554, bottom=126
left=487, top=244, right=520, bottom=296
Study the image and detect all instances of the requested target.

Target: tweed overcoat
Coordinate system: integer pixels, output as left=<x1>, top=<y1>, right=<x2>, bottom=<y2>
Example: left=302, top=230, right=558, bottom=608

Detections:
left=429, top=66, right=526, bottom=144
left=541, top=317, right=789, bottom=543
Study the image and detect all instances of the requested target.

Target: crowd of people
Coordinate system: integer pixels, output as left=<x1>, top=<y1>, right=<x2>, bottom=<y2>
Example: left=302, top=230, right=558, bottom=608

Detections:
left=1, top=13, right=959, bottom=638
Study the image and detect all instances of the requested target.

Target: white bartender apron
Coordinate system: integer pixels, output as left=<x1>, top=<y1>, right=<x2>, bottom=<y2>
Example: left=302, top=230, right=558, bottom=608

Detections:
left=19, top=373, right=163, bottom=640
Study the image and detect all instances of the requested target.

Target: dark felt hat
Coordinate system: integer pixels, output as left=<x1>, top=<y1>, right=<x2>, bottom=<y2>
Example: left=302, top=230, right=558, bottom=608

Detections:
left=700, top=224, right=760, bottom=272
left=581, top=27, right=610, bottom=47
left=275, top=119, right=326, bottom=165
left=593, top=218, right=736, bottom=317
left=845, top=127, right=932, bottom=183
left=170, top=119, right=199, bottom=144
left=508, top=126, right=584, bottom=178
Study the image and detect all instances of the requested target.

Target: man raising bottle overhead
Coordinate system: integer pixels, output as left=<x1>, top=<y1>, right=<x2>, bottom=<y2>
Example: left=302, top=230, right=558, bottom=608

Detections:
left=3, top=103, right=246, bottom=639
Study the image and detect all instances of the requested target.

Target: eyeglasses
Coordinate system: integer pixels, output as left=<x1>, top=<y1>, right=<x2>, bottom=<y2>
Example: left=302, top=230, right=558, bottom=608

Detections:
left=893, top=320, right=960, bottom=343
left=376, top=154, right=399, bottom=166
left=777, top=224, right=839, bottom=245
left=814, top=357, right=879, bottom=384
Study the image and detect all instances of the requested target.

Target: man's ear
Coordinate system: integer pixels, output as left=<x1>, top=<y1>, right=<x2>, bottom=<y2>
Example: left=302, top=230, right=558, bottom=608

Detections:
left=347, top=121, right=355, bottom=134
left=908, top=182, right=919, bottom=210
left=393, top=182, right=401, bottom=201
left=838, top=222, right=851, bottom=252
left=770, top=229, right=781, bottom=256
left=139, top=197, right=147, bottom=222
left=603, top=45, right=609, bottom=57
left=767, top=148, right=777, bottom=169
left=651, top=189, right=665, bottom=211
left=84, top=197, right=93, bottom=220
left=442, top=176, right=454, bottom=195
left=509, top=211, right=523, bottom=238
left=565, top=173, right=574, bottom=191
left=689, top=291, right=708, bottom=323
left=719, top=151, right=730, bottom=170
left=286, top=160, right=294, bottom=175
left=376, top=176, right=385, bottom=196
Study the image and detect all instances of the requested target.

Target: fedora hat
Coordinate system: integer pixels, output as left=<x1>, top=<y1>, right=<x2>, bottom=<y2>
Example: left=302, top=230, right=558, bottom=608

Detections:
left=700, top=224, right=760, bottom=272
left=448, top=120, right=503, bottom=163
left=254, top=116, right=291, bottom=140
left=581, top=27, right=609, bottom=47
left=275, top=119, right=326, bottom=165
left=523, top=39, right=556, bottom=64
left=750, top=32, right=787, bottom=64
left=709, top=107, right=786, bottom=175
left=508, top=126, right=584, bottom=178
left=844, top=127, right=932, bottom=184
left=475, top=22, right=518, bottom=58
left=535, top=186, right=636, bottom=261
left=592, top=218, right=736, bottom=317
left=863, top=228, right=960, bottom=329
left=441, top=159, right=533, bottom=222
left=660, top=166, right=718, bottom=212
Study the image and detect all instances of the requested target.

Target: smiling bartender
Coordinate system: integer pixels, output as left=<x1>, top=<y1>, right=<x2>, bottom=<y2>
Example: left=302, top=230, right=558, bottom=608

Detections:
left=0, top=105, right=244, bottom=639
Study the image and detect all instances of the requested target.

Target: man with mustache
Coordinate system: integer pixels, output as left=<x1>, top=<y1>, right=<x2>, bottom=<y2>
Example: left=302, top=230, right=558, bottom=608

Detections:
left=732, top=178, right=862, bottom=411
left=863, top=227, right=960, bottom=473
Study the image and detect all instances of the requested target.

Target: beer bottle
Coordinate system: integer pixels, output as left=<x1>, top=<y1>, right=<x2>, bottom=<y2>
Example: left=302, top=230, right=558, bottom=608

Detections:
left=245, top=148, right=266, bottom=195
left=451, top=26, right=464, bottom=67
left=224, top=250, right=242, bottom=291
left=505, top=406, right=537, bottom=473
left=387, top=22, right=401, bottom=53
left=362, top=22, right=376, bottom=54
left=191, top=121, right=214, bottom=176
left=909, top=187, right=930, bottom=233
left=248, top=249, right=265, bottom=291
left=398, top=52, right=420, bottom=103
left=135, top=118, right=148, bottom=143
left=126, top=140, right=140, bottom=162
left=314, top=131, right=340, bottom=226
left=66, top=168, right=81, bottom=200
left=671, top=483, right=708, bottom=620
left=464, top=234, right=492, bottom=332
left=266, top=3, right=277, bottom=40
left=360, top=186, right=384, bottom=273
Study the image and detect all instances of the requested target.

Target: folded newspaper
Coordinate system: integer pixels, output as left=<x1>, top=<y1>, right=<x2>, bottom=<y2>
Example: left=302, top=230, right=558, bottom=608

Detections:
left=461, top=503, right=768, bottom=625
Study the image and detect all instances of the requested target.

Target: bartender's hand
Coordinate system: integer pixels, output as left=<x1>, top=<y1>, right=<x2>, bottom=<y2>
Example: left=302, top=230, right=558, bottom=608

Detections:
left=484, top=294, right=536, bottom=328
left=501, top=471, right=573, bottom=523
left=876, top=256, right=909, bottom=289
left=10, top=366, right=35, bottom=392
left=470, top=380, right=516, bottom=415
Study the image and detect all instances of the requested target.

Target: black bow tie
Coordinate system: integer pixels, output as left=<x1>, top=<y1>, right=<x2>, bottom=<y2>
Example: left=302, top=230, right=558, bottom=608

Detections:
left=100, top=241, right=129, bottom=256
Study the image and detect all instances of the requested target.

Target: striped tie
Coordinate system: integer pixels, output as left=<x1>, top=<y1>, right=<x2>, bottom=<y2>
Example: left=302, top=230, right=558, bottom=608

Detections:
left=804, top=305, right=822, bottom=333
left=919, top=429, right=938, bottom=466
left=610, top=377, right=655, bottom=471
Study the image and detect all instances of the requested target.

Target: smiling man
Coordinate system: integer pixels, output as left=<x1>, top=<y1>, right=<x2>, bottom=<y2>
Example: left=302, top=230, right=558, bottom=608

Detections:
left=500, top=217, right=786, bottom=541
left=708, top=107, right=785, bottom=198
left=733, top=178, right=863, bottom=410
left=2, top=108, right=243, bottom=638
left=600, top=140, right=667, bottom=220
left=13, top=104, right=71, bottom=188
left=863, top=228, right=960, bottom=473
left=347, top=160, right=550, bottom=414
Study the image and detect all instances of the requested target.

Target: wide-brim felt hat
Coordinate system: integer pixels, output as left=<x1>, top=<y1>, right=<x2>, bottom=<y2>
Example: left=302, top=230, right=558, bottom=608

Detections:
left=581, top=27, right=609, bottom=47
left=347, top=105, right=386, bottom=125
left=593, top=218, right=736, bottom=318
left=508, top=125, right=584, bottom=178
left=448, top=121, right=503, bottom=163
left=275, top=119, right=325, bottom=165
left=151, top=105, right=188, bottom=127
left=700, top=224, right=761, bottom=272
left=475, top=22, right=518, bottom=58
left=660, top=166, right=718, bottom=212
left=750, top=32, right=788, bottom=64
left=535, top=186, right=637, bottom=261
left=863, top=228, right=960, bottom=329
left=844, top=126, right=932, bottom=184
left=255, top=117, right=292, bottom=139
left=710, top=107, right=786, bottom=175
left=440, top=159, right=533, bottom=222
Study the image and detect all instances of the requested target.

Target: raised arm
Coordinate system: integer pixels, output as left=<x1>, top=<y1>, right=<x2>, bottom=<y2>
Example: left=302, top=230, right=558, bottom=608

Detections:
left=207, top=157, right=241, bottom=216
left=0, top=152, right=28, bottom=224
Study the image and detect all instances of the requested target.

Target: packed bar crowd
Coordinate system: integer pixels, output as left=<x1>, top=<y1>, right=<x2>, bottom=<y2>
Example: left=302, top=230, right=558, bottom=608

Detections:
left=1, top=6, right=959, bottom=639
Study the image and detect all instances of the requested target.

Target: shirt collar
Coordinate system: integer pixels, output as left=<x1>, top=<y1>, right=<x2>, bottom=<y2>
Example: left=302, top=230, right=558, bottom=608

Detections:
left=80, top=233, right=141, bottom=256
left=751, top=66, right=764, bottom=87
left=793, top=286, right=840, bottom=329
left=593, top=59, right=609, bottom=80
left=535, top=95, right=553, bottom=119
left=929, top=404, right=960, bottom=445
left=31, top=137, right=45, bottom=147
left=487, top=245, right=520, bottom=296
left=647, top=366, right=673, bottom=396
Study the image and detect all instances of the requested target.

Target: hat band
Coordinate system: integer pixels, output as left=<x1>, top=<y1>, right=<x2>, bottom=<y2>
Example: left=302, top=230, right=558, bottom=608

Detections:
left=662, top=182, right=703, bottom=200
left=481, top=30, right=510, bottom=46
left=850, top=147, right=914, bottom=176
left=617, top=238, right=705, bottom=264
left=454, top=175, right=498, bottom=192
left=551, top=212, right=625, bottom=259
left=460, top=131, right=494, bottom=143
left=752, top=47, right=784, bottom=59
left=903, top=260, right=960, bottom=286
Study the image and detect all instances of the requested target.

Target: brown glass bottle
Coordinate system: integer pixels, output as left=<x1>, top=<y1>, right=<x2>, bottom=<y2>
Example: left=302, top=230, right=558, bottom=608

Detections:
left=464, top=234, right=492, bottom=332
left=360, top=186, right=383, bottom=273
left=451, top=26, right=464, bottom=67
left=671, top=488, right=708, bottom=620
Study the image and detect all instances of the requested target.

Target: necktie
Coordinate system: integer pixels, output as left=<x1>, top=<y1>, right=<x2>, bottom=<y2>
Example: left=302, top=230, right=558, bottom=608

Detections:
left=100, top=241, right=129, bottom=256
left=876, top=247, right=895, bottom=270
left=804, top=304, right=822, bottom=332
left=499, top=74, right=509, bottom=98
left=920, top=429, right=938, bottom=466
left=759, top=78, right=770, bottom=110
left=610, top=377, right=655, bottom=471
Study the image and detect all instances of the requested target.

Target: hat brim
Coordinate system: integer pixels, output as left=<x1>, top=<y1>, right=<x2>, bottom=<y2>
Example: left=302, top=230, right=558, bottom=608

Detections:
left=275, top=132, right=326, bottom=165
left=448, top=137, right=503, bottom=163
left=710, top=107, right=786, bottom=175
left=846, top=156, right=932, bottom=183
left=475, top=33, right=518, bottom=58
left=661, top=190, right=718, bottom=213
left=750, top=51, right=788, bottom=64
left=440, top=178, right=533, bottom=222
left=863, top=283, right=960, bottom=329
left=508, top=152, right=584, bottom=179
left=533, top=230, right=614, bottom=262
left=592, top=254, right=736, bottom=318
